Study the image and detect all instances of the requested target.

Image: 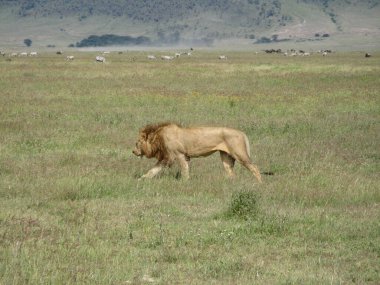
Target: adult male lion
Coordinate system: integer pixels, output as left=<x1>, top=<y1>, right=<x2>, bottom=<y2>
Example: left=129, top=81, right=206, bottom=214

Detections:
left=132, top=122, right=262, bottom=183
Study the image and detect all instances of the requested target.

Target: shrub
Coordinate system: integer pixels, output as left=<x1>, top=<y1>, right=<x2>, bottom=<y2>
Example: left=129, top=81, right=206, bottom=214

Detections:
left=255, top=36, right=272, bottom=44
left=74, top=34, right=151, bottom=47
left=226, top=190, right=259, bottom=219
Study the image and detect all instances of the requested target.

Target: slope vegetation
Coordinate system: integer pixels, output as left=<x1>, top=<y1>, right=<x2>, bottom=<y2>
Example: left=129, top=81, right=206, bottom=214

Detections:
left=0, top=0, right=378, bottom=49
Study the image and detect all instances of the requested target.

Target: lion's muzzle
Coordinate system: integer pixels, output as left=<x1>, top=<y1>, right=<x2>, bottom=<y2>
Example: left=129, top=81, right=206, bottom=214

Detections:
left=132, top=148, right=142, bottom=157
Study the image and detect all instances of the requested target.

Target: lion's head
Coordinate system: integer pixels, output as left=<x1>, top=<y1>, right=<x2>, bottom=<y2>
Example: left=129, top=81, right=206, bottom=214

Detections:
left=132, top=132, right=149, bottom=157
left=132, top=122, right=175, bottom=162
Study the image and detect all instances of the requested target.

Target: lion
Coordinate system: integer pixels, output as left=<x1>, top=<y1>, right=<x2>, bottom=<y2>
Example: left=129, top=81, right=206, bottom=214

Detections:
left=132, top=122, right=262, bottom=183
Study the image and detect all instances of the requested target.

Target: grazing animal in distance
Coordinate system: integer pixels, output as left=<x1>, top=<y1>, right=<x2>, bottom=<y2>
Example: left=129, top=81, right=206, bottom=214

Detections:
left=365, top=53, right=372, bottom=58
left=132, top=122, right=262, bottom=182
left=66, top=55, right=74, bottom=61
left=96, top=56, right=106, bottom=62
left=219, top=55, right=227, bottom=60
left=161, top=55, right=174, bottom=60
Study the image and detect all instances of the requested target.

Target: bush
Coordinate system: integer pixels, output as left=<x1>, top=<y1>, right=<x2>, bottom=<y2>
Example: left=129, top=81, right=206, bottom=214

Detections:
left=24, top=38, right=32, bottom=47
left=226, top=190, right=259, bottom=219
left=255, top=36, right=272, bottom=44
left=74, top=34, right=151, bottom=47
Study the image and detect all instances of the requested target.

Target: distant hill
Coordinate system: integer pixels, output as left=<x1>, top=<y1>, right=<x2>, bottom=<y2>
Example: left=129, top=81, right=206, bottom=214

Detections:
left=0, top=0, right=379, bottom=50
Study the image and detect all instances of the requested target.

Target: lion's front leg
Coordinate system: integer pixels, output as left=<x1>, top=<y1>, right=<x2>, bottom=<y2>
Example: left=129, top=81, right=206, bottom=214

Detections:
left=139, top=162, right=165, bottom=179
left=177, top=154, right=190, bottom=180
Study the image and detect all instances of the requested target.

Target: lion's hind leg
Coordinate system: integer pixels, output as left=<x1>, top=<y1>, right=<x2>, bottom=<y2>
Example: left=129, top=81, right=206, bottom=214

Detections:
left=230, top=151, right=262, bottom=183
left=227, top=144, right=262, bottom=183
left=220, top=151, right=236, bottom=178
left=240, top=160, right=262, bottom=183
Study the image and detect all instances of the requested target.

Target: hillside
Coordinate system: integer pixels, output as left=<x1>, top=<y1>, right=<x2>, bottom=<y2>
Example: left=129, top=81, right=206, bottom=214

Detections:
left=0, top=0, right=379, bottom=50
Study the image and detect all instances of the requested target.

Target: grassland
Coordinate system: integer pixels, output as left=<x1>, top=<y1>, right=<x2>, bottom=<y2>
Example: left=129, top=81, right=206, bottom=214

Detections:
left=0, top=51, right=379, bottom=284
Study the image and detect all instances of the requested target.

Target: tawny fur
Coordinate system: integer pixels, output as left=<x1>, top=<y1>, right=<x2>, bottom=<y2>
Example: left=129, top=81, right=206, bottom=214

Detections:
left=132, top=122, right=262, bottom=182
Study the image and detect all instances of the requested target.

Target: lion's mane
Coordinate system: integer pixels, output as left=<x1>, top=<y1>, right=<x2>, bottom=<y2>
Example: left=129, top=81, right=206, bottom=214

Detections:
left=140, top=122, right=179, bottom=164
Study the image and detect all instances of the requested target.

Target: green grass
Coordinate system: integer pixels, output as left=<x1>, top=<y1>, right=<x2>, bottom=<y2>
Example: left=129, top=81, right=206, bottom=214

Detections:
left=0, top=51, right=379, bottom=284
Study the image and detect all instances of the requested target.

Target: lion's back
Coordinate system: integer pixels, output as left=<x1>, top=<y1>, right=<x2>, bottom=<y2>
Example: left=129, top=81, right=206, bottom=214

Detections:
left=159, top=125, right=248, bottom=157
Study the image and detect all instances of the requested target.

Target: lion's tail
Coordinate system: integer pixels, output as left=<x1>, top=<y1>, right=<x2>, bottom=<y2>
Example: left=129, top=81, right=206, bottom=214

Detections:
left=244, top=134, right=274, bottom=175
left=244, top=133, right=275, bottom=176
left=244, top=133, right=251, bottom=159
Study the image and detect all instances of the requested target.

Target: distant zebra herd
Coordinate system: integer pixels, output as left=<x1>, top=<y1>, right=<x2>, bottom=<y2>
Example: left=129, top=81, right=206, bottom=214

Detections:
left=0, top=49, right=374, bottom=62
left=145, top=52, right=192, bottom=61
left=1, top=51, right=38, bottom=57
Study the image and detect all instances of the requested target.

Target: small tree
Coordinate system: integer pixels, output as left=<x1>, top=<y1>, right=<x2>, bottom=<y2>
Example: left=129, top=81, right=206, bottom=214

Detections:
left=24, top=39, right=32, bottom=47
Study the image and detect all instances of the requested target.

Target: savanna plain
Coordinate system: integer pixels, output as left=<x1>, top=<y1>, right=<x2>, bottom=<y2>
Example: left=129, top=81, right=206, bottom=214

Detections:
left=0, top=50, right=379, bottom=284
